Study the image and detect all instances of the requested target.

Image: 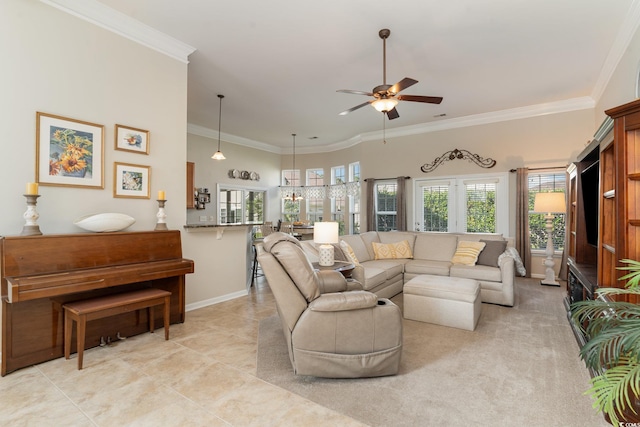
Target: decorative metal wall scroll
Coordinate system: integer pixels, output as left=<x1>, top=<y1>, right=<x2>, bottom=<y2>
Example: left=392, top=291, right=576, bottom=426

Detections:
left=420, top=148, right=496, bottom=173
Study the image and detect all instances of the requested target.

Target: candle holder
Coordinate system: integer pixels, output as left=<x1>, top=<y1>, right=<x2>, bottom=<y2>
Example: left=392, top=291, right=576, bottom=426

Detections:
left=21, top=194, right=42, bottom=236
left=155, top=199, right=168, bottom=231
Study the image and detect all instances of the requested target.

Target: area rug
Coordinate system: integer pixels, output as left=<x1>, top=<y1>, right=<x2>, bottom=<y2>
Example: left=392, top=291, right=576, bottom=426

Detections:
left=256, top=279, right=608, bottom=426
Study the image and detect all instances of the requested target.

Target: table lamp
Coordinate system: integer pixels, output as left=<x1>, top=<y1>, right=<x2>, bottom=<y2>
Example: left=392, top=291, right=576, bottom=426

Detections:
left=314, top=222, right=339, bottom=266
left=533, top=192, right=566, bottom=286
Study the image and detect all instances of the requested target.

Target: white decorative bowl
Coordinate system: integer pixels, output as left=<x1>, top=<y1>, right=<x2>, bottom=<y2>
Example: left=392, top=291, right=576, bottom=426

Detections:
left=73, top=213, right=135, bottom=232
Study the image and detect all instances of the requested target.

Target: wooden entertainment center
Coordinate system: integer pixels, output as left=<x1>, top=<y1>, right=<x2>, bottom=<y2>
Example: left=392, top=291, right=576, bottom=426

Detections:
left=566, top=98, right=640, bottom=345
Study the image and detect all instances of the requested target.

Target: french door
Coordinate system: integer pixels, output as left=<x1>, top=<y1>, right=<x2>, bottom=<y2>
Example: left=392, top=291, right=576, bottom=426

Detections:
left=414, top=173, right=509, bottom=235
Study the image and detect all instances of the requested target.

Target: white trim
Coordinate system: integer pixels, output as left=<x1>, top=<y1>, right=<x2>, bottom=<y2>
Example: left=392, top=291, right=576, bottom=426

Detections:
left=188, top=97, right=595, bottom=155
left=39, top=0, right=196, bottom=64
left=185, top=290, right=248, bottom=312
left=591, top=0, right=640, bottom=102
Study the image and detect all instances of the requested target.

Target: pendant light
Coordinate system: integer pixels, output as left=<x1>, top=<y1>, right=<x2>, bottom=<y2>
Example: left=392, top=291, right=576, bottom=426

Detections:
left=281, top=133, right=304, bottom=201
left=211, top=94, right=226, bottom=160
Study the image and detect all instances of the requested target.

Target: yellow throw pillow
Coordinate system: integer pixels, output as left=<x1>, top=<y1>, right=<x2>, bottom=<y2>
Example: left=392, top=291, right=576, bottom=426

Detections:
left=451, top=241, right=486, bottom=266
left=372, top=240, right=413, bottom=260
left=339, top=240, right=360, bottom=265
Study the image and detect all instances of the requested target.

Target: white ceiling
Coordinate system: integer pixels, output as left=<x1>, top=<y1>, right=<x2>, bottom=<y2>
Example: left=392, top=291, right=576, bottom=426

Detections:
left=95, top=0, right=639, bottom=152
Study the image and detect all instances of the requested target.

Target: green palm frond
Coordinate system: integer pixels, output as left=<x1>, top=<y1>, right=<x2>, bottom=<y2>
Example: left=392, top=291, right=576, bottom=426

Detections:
left=619, top=259, right=640, bottom=289
left=587, top=357, right=640, bottom=425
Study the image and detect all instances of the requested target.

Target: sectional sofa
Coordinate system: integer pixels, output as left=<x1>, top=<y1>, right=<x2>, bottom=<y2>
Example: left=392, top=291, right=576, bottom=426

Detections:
left=301, top=231, right=516, bottom=307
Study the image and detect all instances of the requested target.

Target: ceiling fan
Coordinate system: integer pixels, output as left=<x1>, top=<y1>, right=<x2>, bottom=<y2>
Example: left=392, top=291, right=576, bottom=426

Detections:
left=338, top=28, right=443, bottom=120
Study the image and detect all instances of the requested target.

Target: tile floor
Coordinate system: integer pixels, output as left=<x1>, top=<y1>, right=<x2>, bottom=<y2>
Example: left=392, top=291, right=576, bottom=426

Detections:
left=0, top=278, right=365, bottom=426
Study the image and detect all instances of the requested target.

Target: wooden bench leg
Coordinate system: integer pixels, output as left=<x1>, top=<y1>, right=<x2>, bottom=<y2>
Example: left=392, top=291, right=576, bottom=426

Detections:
left=64, top=310, right=72, bottom=360
left=77, top=315, right=86, bottom=370
left=164, top=295, right=170, bottom=340
left=149, top=306, right=155, bottom=333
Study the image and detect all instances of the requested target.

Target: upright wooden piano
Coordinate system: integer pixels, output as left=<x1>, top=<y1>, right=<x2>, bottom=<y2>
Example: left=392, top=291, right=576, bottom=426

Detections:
left=0, top=230, right=194, bottom=376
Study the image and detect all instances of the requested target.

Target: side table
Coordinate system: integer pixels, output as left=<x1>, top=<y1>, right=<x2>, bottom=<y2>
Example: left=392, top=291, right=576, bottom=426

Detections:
left=312, top=261, right=355, bottom=279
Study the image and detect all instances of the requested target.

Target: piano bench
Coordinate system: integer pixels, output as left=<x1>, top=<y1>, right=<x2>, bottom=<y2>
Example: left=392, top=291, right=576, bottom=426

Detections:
left=63, top=288, right=171, bottom=370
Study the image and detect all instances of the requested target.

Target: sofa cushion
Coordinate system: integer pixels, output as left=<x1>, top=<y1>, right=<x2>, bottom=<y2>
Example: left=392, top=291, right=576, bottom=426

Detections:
left=339, top=240, right=360, bottom=265
left=477, top=239, right=508, bottom=268
left=451, top=241, right=486, bottom=266
left=362, top=260, right=405, bottom=280
left=413, top=233, right=458, bottom=262
left=268, top=236, right=320, bottom=302
left=340, top=235, right=371, bottom=262
left=379, top=232, right=417, bottom=248
left=450, top=264, right=502, bottom=282
left=372, top=240, right=413, bottom=260
left=359, top=231, right=381, bottom=260
left=404, top=259, right=452, bottom=277
left=359, top=265, right=388, bottom=290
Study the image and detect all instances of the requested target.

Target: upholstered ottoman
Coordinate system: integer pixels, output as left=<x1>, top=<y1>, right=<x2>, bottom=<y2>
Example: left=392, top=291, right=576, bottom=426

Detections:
left=403, top=275, right=481, bottom=331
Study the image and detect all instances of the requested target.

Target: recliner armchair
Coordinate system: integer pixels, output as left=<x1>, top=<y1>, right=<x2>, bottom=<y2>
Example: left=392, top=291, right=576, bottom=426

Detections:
left=257, top=232, right=402, bottom=378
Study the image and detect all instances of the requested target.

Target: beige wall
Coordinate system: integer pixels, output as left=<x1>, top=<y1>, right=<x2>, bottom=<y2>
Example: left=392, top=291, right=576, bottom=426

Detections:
left=7, top=0, right=640, bottom=303
left=0, top=1, right=188, bottom=237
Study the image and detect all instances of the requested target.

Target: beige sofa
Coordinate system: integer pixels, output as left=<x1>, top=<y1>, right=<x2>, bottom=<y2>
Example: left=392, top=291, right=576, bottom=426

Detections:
left=303, top=231, right=515, bottom=307
left=258, top=233, right=403, bottom=378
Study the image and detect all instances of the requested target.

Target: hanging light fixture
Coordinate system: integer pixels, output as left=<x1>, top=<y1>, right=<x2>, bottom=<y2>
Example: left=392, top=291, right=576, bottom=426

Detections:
left=211, top=94, right=226, bottom=160
left=281, top=133, right=304, bottom=201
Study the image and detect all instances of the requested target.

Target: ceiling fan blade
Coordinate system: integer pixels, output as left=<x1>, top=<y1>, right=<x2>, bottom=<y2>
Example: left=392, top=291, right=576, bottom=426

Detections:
left=389, top=77, right=418, bottom=95
left=339, top=100, right=374, bottom=116
left=397, top=94, right=443, bottom=104
left=386, top=107, right=399, bottom=120
left=337, top=89, right=374, bottom=96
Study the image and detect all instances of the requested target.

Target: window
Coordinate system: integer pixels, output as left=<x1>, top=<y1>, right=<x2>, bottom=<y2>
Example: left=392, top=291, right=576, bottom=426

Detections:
left=528, top=171, right=566, bottom=251
left=282, top=169, right=301, bottom=222
left=218, top=185, right=265, bottom=225
left=414, top=173, right=509, bottom=235
left=349, top=162, right=360, bottom=234
left=375, top=182, right=397, bottom=231
left=306, top=168, right=324, bottom=224
left=420, top=182, right=449, bottom=232
left=331, top=166, right=346, bottom=234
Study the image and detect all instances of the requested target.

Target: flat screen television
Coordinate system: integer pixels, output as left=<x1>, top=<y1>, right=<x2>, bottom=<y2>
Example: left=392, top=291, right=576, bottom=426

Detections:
left=580, top=160, right=599, bottom=246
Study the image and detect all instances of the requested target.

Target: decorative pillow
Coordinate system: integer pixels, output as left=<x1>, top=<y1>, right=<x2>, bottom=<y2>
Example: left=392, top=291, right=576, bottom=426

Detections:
left=477, top=239, right=508, bottom=267
left=372, top=240, right=413, bottom=260
left=451, top=241, right=486, bottom=266
left=340, top=240, right=360, bottom=265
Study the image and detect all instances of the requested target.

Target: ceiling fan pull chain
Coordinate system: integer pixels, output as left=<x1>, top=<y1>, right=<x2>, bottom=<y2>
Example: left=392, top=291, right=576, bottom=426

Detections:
left=383, top=114, right=387, bottom=144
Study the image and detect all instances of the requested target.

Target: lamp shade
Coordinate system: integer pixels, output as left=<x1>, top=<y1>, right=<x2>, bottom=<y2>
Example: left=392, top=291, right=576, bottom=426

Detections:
left=533, top=192, right=565, bottom=214
left=372, top=98, right=398, bottom=112
left=314, top=221, right=339, bottom=244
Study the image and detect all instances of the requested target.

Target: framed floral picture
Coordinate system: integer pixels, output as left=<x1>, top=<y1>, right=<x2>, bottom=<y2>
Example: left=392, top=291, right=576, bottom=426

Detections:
left=113, top=162, right=151, bottom=199
left=36, top=112, right=104, bottom=188
left=115, top=124, right=149, bottom=154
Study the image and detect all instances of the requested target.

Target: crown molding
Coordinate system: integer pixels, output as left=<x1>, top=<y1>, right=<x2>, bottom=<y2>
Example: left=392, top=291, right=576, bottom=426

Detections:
left=39, top=0, right=196, bottom=64
left=590, top=0, right=640, bottom=102
left=382, top=96, right=595, bottom=140
left=187, top=124, right=282, bottom=154
left=189, top=97, right=595, bottom=154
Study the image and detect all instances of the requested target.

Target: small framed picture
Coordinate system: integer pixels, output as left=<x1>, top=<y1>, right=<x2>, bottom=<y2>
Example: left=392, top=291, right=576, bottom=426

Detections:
left=36, top=112, right=104, bottom=188
left=113, top=162, right=150, bottom=199
left=115, top=124, right=149, bottom=154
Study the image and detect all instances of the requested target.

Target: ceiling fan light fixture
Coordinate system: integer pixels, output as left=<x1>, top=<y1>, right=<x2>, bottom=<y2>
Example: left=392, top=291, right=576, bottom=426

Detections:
left=372, top=97, right=398, bottom=112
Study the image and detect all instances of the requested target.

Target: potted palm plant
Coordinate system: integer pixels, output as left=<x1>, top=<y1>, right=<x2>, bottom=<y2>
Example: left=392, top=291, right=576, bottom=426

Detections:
left=571, top=259, right=640, bottom=424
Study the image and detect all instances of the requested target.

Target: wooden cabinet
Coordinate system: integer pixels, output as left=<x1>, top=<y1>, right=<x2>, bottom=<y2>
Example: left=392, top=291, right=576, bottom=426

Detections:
left=186, top=161, right=195, bottom=209
left=604, top=98, right=640, bottom=303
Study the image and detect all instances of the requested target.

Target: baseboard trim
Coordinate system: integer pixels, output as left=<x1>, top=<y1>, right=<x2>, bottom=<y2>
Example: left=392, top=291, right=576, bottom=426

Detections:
left=185, top=289, right=248, bottom=312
